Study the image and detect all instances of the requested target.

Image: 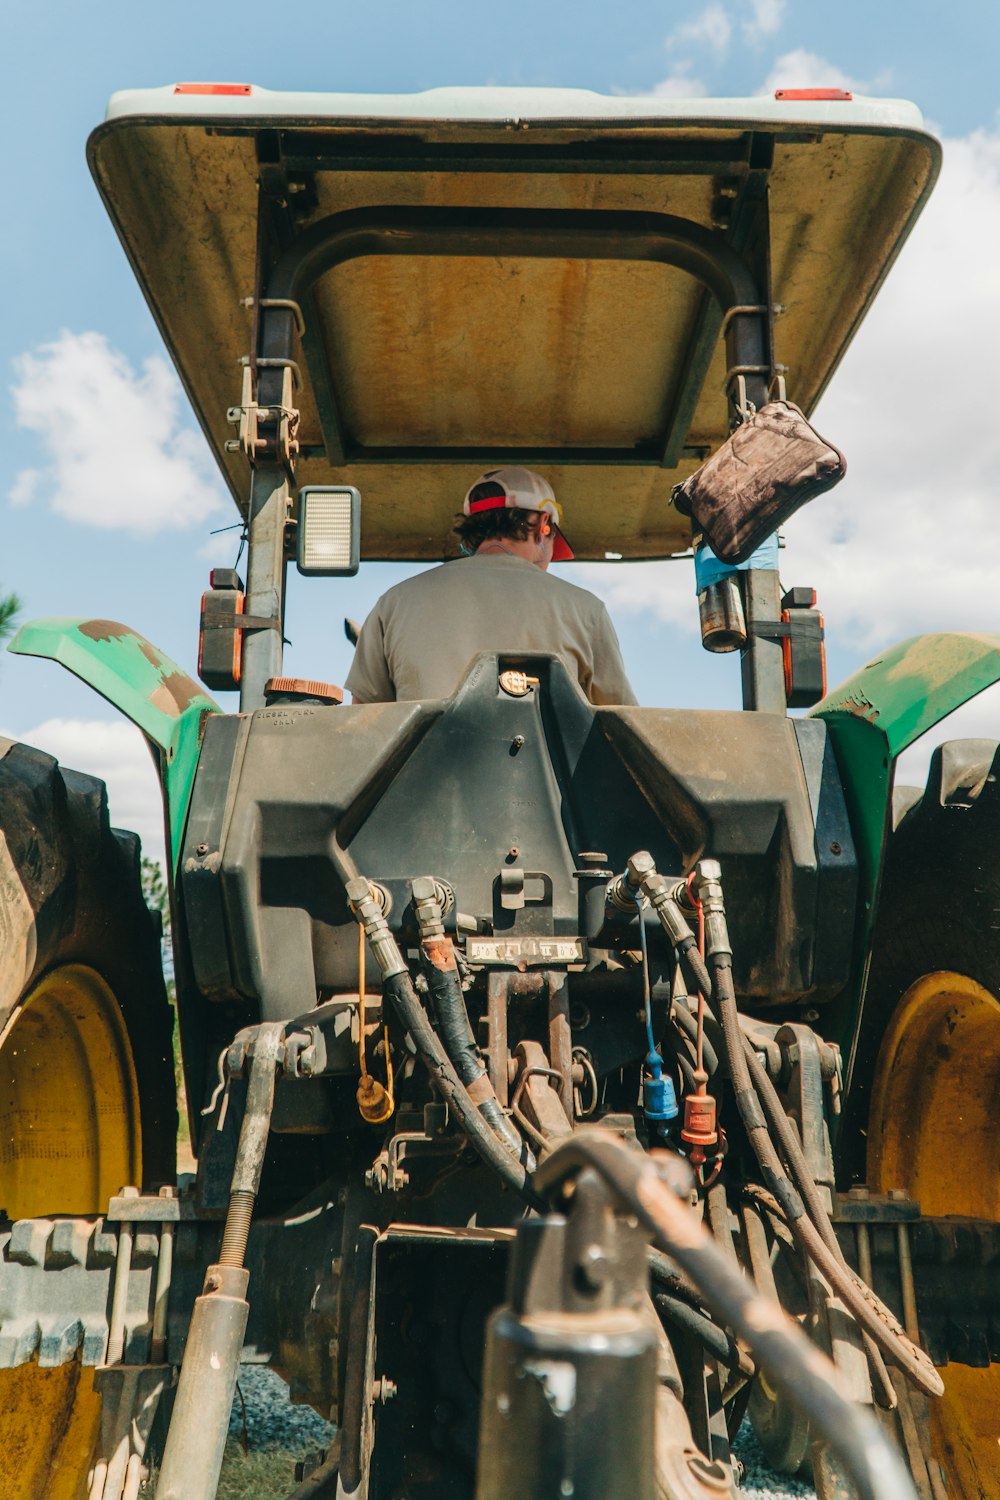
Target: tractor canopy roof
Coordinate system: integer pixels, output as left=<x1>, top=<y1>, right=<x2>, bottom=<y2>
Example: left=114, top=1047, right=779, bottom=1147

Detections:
left=89, top=84, right=939, bottom=560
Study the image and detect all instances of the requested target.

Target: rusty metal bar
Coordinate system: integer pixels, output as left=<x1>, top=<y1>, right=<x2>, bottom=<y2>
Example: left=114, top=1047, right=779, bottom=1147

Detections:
left=547, top=972, right=574, bottom=1118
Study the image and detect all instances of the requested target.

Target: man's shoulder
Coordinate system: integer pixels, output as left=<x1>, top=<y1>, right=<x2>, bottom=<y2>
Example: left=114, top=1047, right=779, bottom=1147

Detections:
left=376, top=562, right=460, bottom=608
left=544, top=568, right=608, bottom=616
left=376, top=557, right=606, bottom=615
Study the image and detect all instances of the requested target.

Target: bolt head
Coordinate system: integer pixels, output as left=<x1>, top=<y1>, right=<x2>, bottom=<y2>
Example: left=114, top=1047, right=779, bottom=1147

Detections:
left=627, top=850, right=655, bottom=884
left=576, top=1243, right=610, bottom=1291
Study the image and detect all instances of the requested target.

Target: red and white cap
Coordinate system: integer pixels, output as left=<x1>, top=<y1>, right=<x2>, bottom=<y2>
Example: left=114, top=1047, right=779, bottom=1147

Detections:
left=463, top=466, right=574, bottom=561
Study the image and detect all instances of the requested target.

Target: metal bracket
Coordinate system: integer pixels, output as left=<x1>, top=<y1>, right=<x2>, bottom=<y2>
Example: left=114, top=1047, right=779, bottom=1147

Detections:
left=225, top=362, right=301, bottom=470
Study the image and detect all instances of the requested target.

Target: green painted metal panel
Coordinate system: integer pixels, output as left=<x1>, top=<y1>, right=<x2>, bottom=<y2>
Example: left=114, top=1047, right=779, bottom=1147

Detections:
left=9, top=618, right=220, bottom=873
left=811, top=631, right=1000, bottom=1054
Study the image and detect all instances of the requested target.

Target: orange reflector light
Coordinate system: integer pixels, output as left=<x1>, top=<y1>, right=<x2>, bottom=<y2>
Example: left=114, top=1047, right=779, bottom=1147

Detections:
left=174, top=83, right=252, bottom=96
left=775, top=88, right=853, bottom=101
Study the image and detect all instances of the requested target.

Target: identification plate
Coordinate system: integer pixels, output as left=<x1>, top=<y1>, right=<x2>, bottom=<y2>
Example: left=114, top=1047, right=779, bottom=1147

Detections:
left=465, top=935, right=587, bottom=966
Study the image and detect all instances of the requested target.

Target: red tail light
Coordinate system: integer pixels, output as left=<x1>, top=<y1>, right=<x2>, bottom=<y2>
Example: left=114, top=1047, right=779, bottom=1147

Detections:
left=775, top=88, right=853, bottom=101
left=174, top=83, right=252, bottom=96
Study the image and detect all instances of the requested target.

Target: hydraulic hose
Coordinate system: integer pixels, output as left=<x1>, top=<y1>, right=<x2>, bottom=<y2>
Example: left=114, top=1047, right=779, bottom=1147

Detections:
left=420, top=935, right=529, bottom=1162
left=535, top=1131, right=918, bottom=1500
left=670, top=999, right=720, bottom=1077
left=741, top=1034, right=896, bottom=1409
left=381, top=970, right=538, bottom=1204
left=636, top=855, right=942, bottom=1402
left=709, top=952, right=941, bottom=1399
left=653, top=1291, right=755, bottom=1378
left=346, top=877, right=538, bottom=1206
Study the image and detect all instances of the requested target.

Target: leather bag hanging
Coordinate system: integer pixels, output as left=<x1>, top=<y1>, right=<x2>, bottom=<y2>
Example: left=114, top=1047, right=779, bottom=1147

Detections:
left=672, top=399, right=847, bottom=565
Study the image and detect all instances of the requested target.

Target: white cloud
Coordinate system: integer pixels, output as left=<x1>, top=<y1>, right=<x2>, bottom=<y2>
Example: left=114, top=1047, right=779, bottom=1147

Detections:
left=758, top=48, right=861, bottom=96
left=650, top=68, right=710, bottom=99
left=9, top=469, right=39, bottom=508
left=586, top=122, right=1000, bottom=689
left=10, top=331, right=227, bottom=535
left=669, top=3, right=733, bottom=51
left=788, top=125, right=1000, bottom=650
left=5, top=717, right=166, bottom=869
left=742, top=0, right=786, bottom=45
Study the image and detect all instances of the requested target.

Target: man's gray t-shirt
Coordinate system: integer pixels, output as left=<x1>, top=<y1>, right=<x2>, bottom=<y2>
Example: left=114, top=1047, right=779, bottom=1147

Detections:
left=346, top=553, right=637, bottom=705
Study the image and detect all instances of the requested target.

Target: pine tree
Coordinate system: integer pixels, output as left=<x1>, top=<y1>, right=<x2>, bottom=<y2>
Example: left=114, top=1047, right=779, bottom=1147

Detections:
left=0, top=590, right=21, bottom=645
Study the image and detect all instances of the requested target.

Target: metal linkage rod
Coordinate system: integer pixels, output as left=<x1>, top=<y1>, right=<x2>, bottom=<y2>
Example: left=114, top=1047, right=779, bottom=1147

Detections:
left=155, top=1023, right=284, bottom=1500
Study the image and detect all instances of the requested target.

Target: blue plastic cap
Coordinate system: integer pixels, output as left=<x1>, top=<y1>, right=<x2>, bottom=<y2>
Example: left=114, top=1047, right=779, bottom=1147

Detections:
left=643, top=1073, right=679, bottom=1122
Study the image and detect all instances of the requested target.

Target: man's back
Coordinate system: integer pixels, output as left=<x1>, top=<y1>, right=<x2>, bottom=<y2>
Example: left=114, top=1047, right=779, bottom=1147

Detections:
left=346, top=552, right=636, bottom=705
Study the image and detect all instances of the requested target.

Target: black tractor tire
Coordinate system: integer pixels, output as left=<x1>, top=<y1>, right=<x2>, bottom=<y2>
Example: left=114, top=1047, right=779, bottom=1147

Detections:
left=0, top=736, right=177, bottom=1210
left=0, top=737, right=178, bottom=1500
left=839, top=737, right=1000, bottom=1188
left=838, top=737, right=1000, bottom=1500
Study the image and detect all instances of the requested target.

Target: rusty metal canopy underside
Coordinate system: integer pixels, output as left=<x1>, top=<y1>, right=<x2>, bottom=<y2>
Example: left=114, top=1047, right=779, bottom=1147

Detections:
left=89, top=86, right=939, bottom=560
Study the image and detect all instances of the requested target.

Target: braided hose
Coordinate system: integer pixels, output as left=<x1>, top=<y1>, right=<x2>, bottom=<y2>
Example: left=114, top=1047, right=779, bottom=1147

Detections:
left=639, top=865, right=942, bottom=1402
left=710, top=952, right=941, bottom=1400
left=742, top=1034, right=897, bottom=1408
left=382, top=969, right=539, bottom=1204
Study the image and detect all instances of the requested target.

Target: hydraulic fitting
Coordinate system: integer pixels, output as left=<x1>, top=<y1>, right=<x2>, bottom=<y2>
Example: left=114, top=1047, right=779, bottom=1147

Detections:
left=410, top=876, right=454, bottom=942
left=643, top=872, right=697, bottom=950
left=346, top=877, right=407, bottom=980
left=693, top=859, right=731, bottom=959
left=606, top=850, right=654, bottom=915
left=616, top=851, right=699, bottom=951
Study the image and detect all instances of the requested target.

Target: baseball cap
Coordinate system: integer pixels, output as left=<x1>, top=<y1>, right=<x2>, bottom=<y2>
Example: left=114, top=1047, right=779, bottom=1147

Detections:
left=463, top=466, right=574, bottom=561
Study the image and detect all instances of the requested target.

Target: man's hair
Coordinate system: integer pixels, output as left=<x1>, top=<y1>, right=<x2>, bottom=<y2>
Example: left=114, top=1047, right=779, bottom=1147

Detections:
left=453, top=507, right=544, bottom=552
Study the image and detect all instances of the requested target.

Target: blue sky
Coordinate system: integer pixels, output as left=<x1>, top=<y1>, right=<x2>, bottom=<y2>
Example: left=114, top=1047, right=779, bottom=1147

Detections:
left=4, top=0, right=1000, bottom=861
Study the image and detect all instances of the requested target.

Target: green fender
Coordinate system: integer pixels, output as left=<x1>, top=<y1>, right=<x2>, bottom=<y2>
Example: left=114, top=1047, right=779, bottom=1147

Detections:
left=9, top=618, right=220, bottom=874
left=810, top=631, right=1000, bottom=1050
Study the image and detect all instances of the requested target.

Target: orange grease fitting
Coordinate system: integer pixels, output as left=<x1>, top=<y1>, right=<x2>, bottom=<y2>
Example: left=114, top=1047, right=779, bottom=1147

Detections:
left=173, top=83, right=252, bottom=95
left=423, top=937, right=459, bottom=972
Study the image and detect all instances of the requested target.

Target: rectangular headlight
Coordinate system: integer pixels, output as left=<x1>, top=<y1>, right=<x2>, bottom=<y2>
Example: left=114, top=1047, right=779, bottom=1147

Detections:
left=296, top=486, right=361, bottom=576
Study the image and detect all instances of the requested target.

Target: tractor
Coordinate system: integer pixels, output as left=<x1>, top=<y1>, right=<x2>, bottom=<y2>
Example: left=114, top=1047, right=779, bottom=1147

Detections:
left=1, top=80, right=997, bottom=1500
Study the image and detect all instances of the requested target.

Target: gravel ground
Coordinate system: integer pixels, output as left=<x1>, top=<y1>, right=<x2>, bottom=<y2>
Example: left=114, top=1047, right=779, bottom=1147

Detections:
left=217, top=1366, right=816, bottom=1499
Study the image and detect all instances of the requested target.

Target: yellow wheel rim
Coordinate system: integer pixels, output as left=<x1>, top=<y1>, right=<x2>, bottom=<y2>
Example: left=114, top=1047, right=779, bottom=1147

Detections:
left=0, top=963, right=141, bottom=1219
left=0, top=964, right=142, bottom=1500
left=869, top=970, right=1000, bottom=1500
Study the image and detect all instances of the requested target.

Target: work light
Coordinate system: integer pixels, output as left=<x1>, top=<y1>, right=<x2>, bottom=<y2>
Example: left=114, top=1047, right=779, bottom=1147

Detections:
left=296, top=486, right=361, bottom=576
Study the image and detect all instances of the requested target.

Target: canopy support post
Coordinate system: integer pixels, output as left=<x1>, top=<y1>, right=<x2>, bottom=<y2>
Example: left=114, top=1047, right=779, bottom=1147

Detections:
left=239, top=464, right=289, bottom=711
